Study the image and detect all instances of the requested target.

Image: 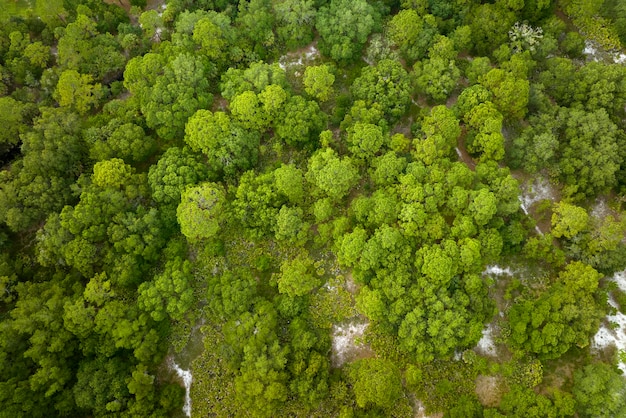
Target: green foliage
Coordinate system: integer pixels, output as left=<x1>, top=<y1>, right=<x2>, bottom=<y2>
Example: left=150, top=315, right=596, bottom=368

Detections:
left=4, top=3, right=626, bottom=417
left=513, top=107, right=621, bottom=199
left=177, top=183, right=227, bottom=242
left=55, top=69, right=103, bottom=115
left=275, top=205, right=309, bottom=244
left=469, top=4, right=516, bottom=57
left=275, top=95, right=326, bottom=147
left=508, top=262, right=605, bottom=359
left=273, top=0, right=317, bottom=49
left=87, top=120, right=155, bottom=164
left=479, top=68, right=529, bottom=120
left=0, top=107, right=85, bottom=231
left=413, top=36, right=460, bottom=102
left=551, top=202, right=589, bottom=239
left=0, top=96, right=26, bottom=156
left=278, top=252, right=319, bottom=297
left=388, top=10, right=438, bottom=64
left=315, top=0, right=381, bottom=62
left=348, top=123, right=385, bottom=161
left=138, top=256, right=194, bottom=321
left=220, top=61, right=288, bottom=101
left=407, top=360, right=483, bottom=415
left=229, top=90, right=269, bottom=131
left=148, top=146, right=209, bottom=207
left=351, top=60, right=412, bottom=121
left=274, top=164, right=305, bottom=204
left=348, top=358, right=403, bottom=409
left=125, top=52, right=213, bottom=141
left=184, top=110, right=259, bottom=177
left=57, top=14, right=125, bottom=80
left=491, top=384, right=575, bottom=417
left=232, top=170, right=283, bottom=239
left=303, top=64, right=335, bottom=102
left=573, top=363, right=626, bottom=418
left=306, top=148, right=360, bottom=201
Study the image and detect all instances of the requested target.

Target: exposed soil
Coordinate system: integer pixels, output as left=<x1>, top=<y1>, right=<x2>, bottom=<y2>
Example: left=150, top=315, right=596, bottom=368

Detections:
left=475, top=375, right=504, bottom=408
left=211, top=96, right=229, bottom=112
left=103, top=0, right=132, bottom=12
left=330, top=320, right=374, bottom=368
left=456, top=131, right=476, bottom=171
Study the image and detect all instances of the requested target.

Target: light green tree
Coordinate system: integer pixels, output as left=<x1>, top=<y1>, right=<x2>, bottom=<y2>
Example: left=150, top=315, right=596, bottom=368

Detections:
left=176, top=183, right=227, bottom=242
left=303, top=65, right=335, bottom=102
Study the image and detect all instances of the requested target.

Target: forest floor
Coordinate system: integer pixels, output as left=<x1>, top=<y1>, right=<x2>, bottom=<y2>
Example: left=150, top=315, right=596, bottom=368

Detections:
left=593, top=269, right=626, bottom=373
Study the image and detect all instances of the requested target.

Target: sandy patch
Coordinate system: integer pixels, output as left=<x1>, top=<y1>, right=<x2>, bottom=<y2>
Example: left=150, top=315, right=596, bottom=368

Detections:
left=592, top=269, right=626, bottom=373
left=331, top=321, right=371, bottom=367
left=475, top=375, right=504, bottom=407
left=170, top=359, right=192, bottom=417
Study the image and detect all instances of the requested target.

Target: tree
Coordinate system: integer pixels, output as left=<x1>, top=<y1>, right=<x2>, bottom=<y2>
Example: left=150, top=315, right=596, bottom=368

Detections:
left=469, top=4, right=516, bottom=57
left=0, top=96, right=26, bottom=156
left=413, top=36, right=460, bottom=102
left=388, top=9, right=438, bottom=64
left=207, top=269, right=258, bottom=320
left=148, top=146, right=209, bottom=207
left=125, top=52, right=213, bottom=141
left=258, top=84, right=289, bottom=124
left=479, top=68, right=529, bottom=120
left=232, top=170, right=283, bottom=239
left=351, top=60, right=412, bottom=121
left=573, top=363, right=626, bottom=418
left=275, top=205, right=309, bottom=244
left=494, top=385, right=575, bottom=418
left=469, top=189, right=498, bottom=226
left=348, top=358, right=402, bottom=409
left=220, top=61, right=288, bottom=101
left=514, top=107, right=621, bottom=199
left=508, top=262, right=604, bottom=359
left=176, top=183, right=227, bottom=242
left=306, top=148, right=360, bottom=200
left=315, top=0, right=381, bottom=63
left=0, top=107, right=85, bottom=232
left=340, top=100, right=388, bottom=133
left=184, top=110, right=259, bottom=177
left=229, top=90, right=268, bottom=131
left=275, top=96, right=326, bottom=147
left=224, top=301, right=289, bottom=417
left=369, top=152, right=408, bottom=186
left=303, top=64, right=335, bottom=102
left=348, top=123, right=385, bottom=161
left=57, top=14, right=126, bottom=80
left=88, top=120, right=155, bottom=164
left=551, top=202, right=588, bottom=239
left=138, top=256, right=194, bottom=321
left=192, top=12, right=236, bottom=66
left=277, top=252, right=319, bottom=297
left=235, top=0, right=277, bottom=60
left=55, top=70, right=103, bottom=115
left=274, top=164, right=305, bottom=204
left=273, top=0, right=317, bottom=49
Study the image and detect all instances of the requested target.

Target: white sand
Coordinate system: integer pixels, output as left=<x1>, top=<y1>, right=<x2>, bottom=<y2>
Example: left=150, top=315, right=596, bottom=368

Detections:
left=591, top=197, right=610, bottom=219
left=518, top=177, right=557, bottom=213
left=583, top=41, right=601, bottom=62
left=518, top=177, right=558, bottom=235
left=476, top=323, right=498, bottom=356
left=331, top=321, right=368, bottom=367
left=483, top=265, right=516, bottom=276
left=592, top=269, right=626, bottom=373
left=170, top=360, right=192, bottom=417
left=278, top=43, right=319, bottom=71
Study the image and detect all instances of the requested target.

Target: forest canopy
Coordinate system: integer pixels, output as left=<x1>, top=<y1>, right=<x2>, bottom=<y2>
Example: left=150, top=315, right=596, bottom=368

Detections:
left=1, top=0, right=626, bottom=417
